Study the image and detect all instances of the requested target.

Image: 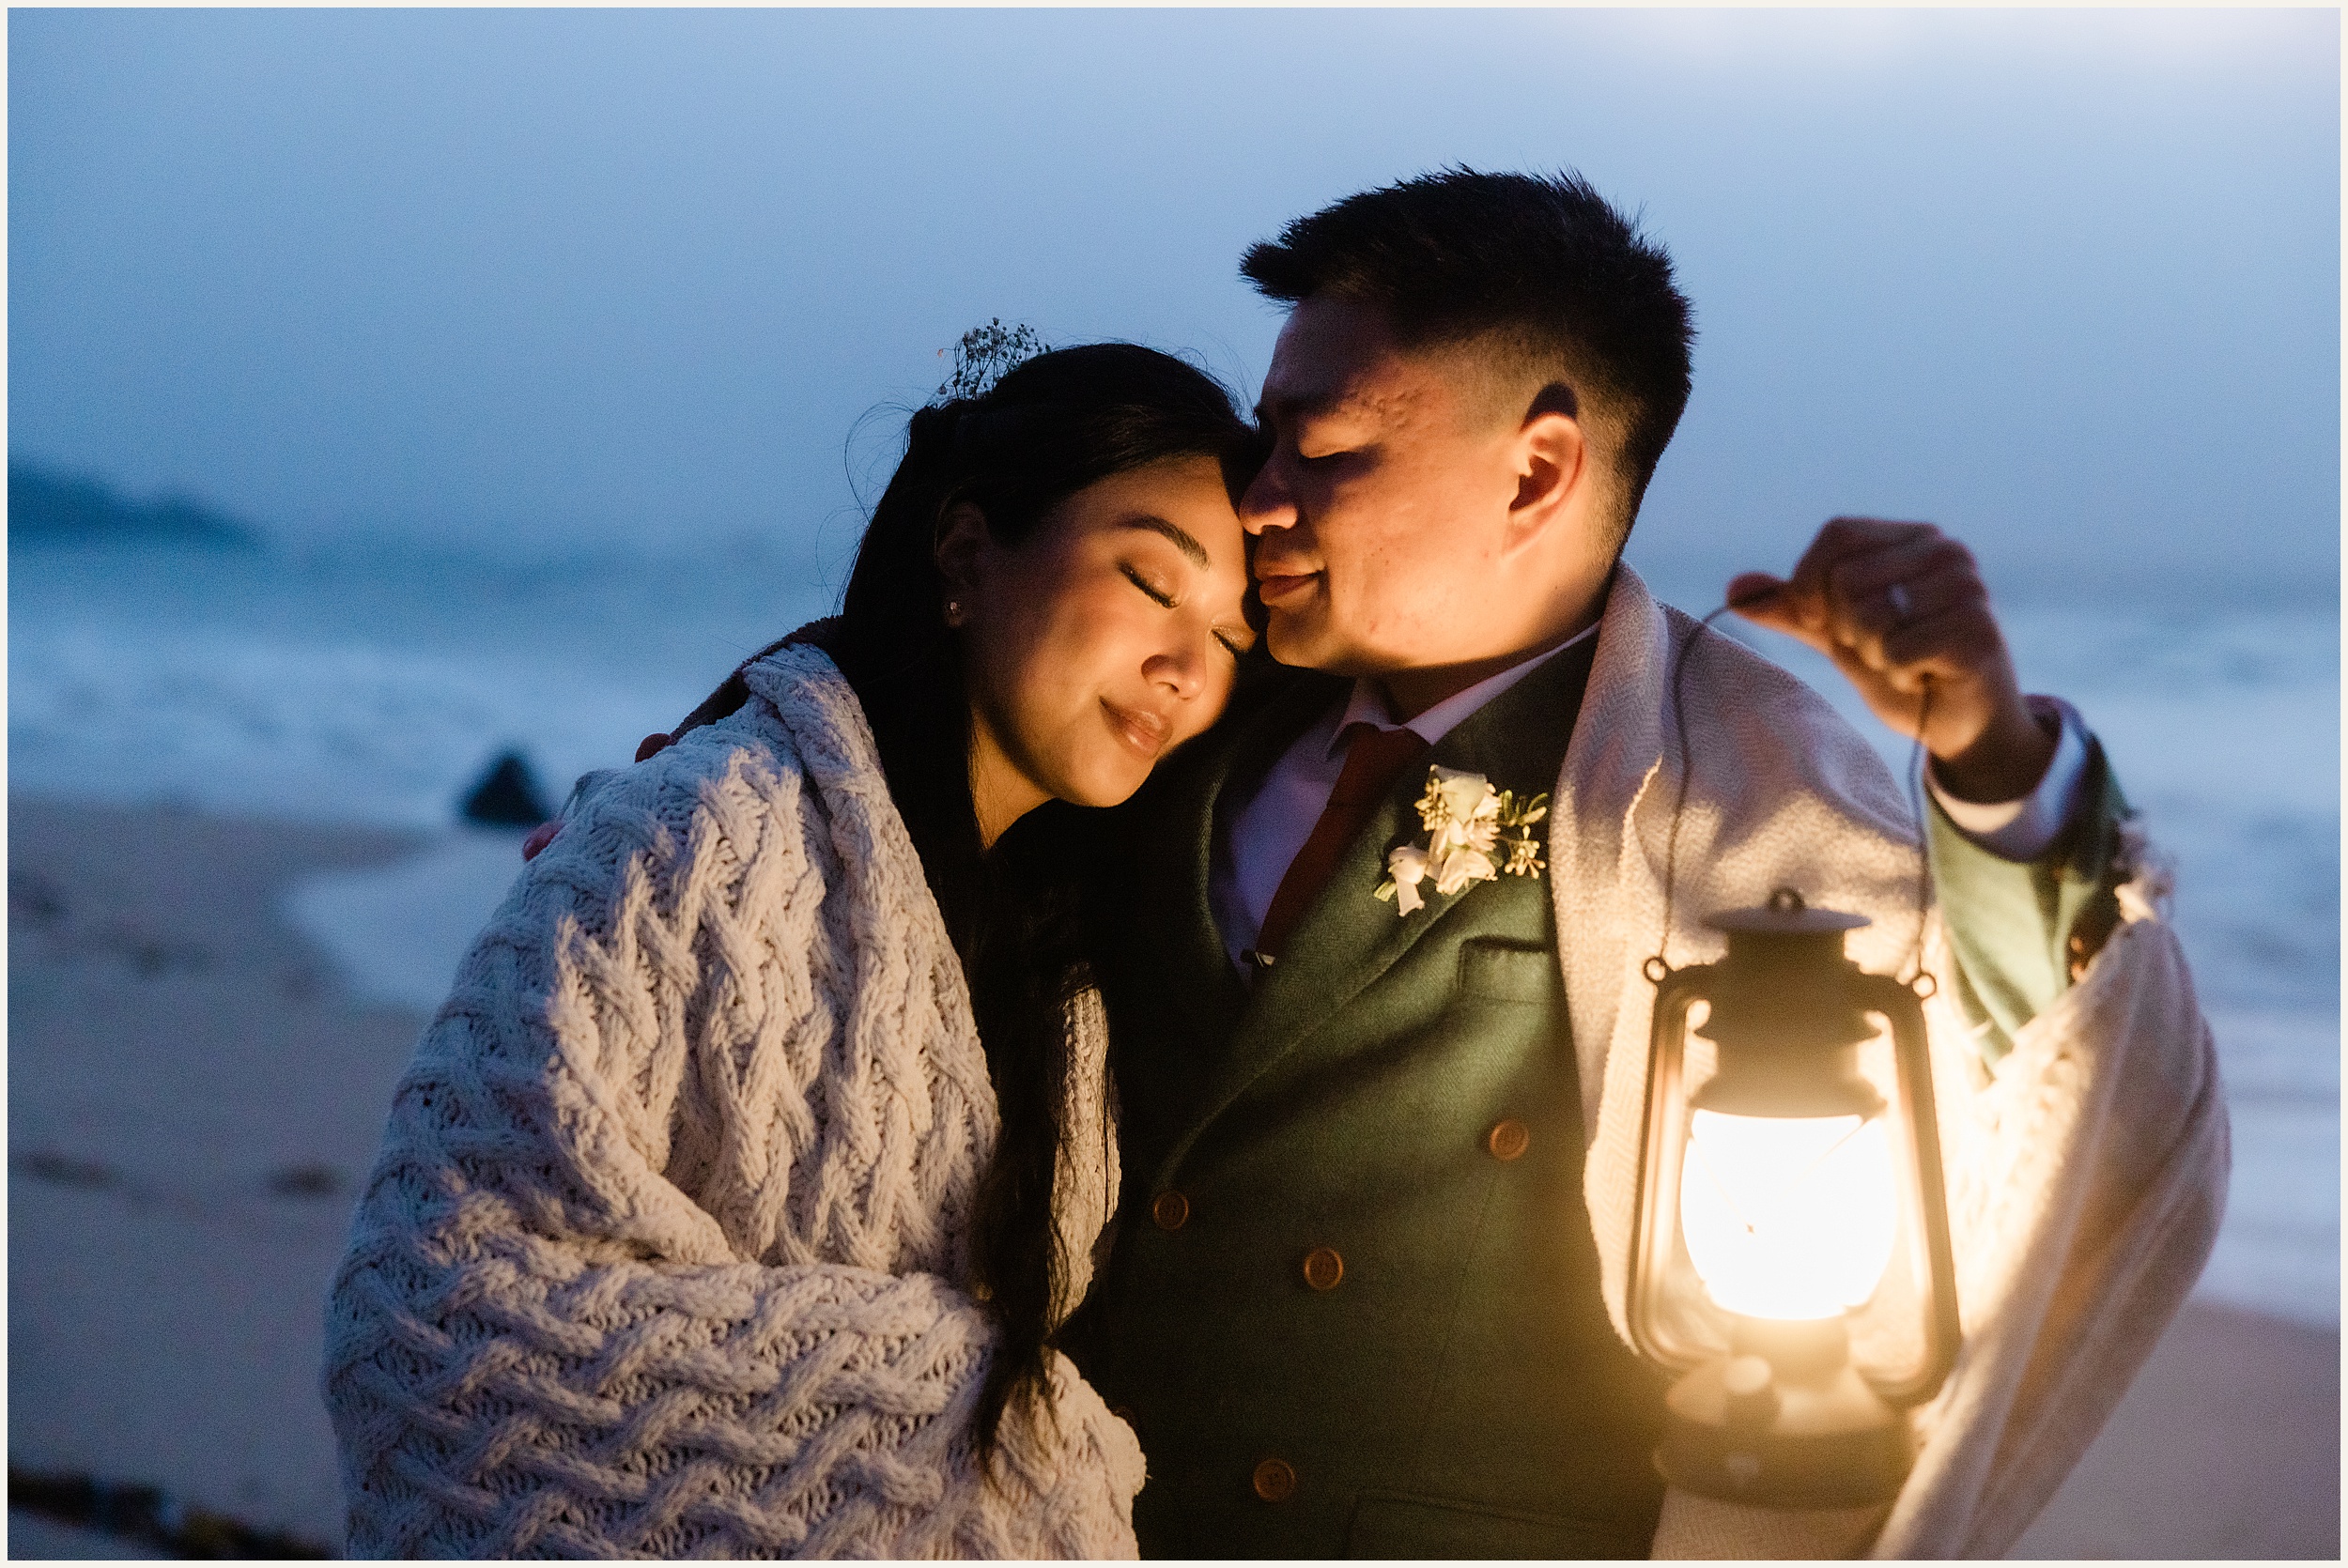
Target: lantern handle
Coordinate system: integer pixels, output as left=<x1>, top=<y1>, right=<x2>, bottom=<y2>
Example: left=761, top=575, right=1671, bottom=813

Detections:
left=1653, top=599, right=1763, bottom=976
left=1856, top=971, right=1963, bottom=1407
left=1649, top=601, right=1932, bottom=982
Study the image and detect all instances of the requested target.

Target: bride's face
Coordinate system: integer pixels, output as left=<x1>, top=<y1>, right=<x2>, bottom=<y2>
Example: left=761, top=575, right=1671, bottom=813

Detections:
left=951, top=454, right=1256, bottom=821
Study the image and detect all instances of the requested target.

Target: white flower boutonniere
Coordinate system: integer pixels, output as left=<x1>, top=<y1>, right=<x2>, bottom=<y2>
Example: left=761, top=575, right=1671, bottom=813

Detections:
left=1374, top=765, right=1549, bottom=915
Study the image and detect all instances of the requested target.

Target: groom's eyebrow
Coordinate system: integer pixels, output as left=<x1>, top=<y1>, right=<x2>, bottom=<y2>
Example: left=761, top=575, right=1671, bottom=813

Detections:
left=1120, top=515, right=1210, bottom=568
left=1255, top=392, right=1326, bottom=426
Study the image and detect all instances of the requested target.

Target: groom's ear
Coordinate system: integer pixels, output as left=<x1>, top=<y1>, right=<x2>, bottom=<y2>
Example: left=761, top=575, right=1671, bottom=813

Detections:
left=934, top=500, right=992, bottom=599
left=1508, top=382, right=1587, bottom=530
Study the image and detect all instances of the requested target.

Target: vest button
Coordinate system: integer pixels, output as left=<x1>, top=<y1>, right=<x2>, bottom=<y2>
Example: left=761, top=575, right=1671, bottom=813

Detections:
left=1301, top=1246, right=1345, bottom=1291
left=1151, top=1190, right=1191, bottom=1231
left=1487, top=1117, right=1532, bottom=1161
left=1252, top=1456, right=1299, bottom=1502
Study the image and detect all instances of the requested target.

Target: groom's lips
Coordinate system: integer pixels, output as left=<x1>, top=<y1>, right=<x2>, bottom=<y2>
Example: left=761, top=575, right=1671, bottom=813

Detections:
left=1255, top=570, right=1319, bottom=607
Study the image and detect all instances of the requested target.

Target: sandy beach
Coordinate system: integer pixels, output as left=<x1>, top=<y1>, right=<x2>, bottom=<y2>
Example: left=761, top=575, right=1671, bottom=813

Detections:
left=8, top=796, right=432, bottom=1554
left=6, top=792, right=2338, bottom=1559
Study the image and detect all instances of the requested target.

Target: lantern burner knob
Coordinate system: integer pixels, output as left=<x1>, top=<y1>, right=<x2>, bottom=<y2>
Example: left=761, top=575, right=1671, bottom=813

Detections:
left=1721, top=1355, right=1780, bottom=1429
left=1708, top=890, right=1870, bottom=936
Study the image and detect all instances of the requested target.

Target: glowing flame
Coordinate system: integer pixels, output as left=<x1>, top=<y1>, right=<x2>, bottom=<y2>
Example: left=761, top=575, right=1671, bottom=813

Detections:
left=1679, top=1109, right=1899, bottom=1320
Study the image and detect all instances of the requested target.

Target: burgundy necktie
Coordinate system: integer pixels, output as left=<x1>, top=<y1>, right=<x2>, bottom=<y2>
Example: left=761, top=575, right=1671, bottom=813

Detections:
left=1252, top=723, right=1432, bottom=963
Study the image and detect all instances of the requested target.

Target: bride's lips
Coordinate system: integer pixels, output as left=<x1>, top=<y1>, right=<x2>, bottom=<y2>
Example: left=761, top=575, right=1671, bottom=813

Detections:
left=1101, top=698, right=1171, bottom=760
left=1255, top=569, right=1320, bottom=607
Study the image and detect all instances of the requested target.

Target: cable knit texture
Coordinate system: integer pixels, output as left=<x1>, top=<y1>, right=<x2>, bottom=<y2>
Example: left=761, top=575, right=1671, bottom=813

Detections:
left=1563, top=569, right=2226, bottom=1560
left=321, top=643, right=1143, bottom=1559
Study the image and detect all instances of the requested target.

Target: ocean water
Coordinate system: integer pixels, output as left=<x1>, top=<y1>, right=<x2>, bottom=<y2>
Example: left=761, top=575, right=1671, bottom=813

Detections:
left=11, top=537, right=2339, bottom=1325
left=7, top=537, right=839, bottom=828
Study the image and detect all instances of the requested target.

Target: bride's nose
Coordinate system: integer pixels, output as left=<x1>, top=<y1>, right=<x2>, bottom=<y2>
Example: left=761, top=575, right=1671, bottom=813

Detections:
left=1143, top=637, right=1207, bottom=701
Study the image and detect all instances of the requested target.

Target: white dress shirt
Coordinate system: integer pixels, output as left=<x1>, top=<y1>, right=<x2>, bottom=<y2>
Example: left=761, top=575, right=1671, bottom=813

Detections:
left=1208, top=638, right=2091, bottom=972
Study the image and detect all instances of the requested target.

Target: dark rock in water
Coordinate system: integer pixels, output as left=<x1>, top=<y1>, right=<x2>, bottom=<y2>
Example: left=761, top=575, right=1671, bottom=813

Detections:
left=15, top=1150, right=118, bottom=1190
left=8, top=460, right=259, bottom=547
left=267, top=1161, right=347, bottom=1199
left=461, top=749, right=554, bottom=827
left=8, top=869, right=67, bottom=930
left=8, top=1462, right=333, bottom=1559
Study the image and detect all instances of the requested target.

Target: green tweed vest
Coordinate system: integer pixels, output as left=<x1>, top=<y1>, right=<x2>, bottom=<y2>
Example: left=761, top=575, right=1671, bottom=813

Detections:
left=1069, top=638, right=1668, bottom=1559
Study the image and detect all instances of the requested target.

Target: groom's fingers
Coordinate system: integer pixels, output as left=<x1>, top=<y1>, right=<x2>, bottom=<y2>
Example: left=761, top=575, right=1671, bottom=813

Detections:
left=1726, top=572, right=1833, bottom=650
left=1769, top=520, right=1983, bottom=649
left=1870, top=602, right=1998, bottom=693
left=1789, top=515, right=1924, bottom=590
left=1734, top=519, right=1996, bottom=669
left=1838, top=569, right=1988, bottom=666
left=522, top=821, right=561, bottom=861
left=1724, top=570, right=1787, bottom=610
left=1746, top=517, right=1910, bottom=642
left=1737, top=516, right=2035, bottom=763
left=1830, top=530, right=1972, bottom=596
left=1789, top=516, right=1935, bottom=599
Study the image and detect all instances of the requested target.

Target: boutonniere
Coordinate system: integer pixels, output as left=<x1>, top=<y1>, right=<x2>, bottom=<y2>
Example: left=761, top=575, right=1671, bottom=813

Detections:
left=1374, top=765, right=1549, bottom=916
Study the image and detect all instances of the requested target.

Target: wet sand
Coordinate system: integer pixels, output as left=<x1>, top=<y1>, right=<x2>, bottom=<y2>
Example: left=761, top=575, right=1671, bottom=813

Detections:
left=6, top=794, right=2337, bottom=1559
left=8, top=796, right=429, bottom=1551
left=2008, top=1299, right=2337, bottom=1558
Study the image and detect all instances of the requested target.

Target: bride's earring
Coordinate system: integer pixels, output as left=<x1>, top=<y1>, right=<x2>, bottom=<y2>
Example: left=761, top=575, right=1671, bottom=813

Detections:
left=944, top=598, right=964, bottom=626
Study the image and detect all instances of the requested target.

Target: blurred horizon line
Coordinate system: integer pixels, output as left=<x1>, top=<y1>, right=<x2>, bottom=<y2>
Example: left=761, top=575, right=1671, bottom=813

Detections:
left=9, top=453, right=2336, bottom=619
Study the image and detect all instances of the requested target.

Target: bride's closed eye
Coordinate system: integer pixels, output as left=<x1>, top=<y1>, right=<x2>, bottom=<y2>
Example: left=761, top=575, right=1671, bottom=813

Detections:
left=1120, top=561, right=1176, bottom=607
left=1121, top=562, right=1250, bottom=661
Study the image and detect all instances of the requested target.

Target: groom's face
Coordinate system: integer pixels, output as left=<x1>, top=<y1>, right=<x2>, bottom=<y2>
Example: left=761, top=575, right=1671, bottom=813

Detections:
left=1242, top=296, right=1533, bottom=678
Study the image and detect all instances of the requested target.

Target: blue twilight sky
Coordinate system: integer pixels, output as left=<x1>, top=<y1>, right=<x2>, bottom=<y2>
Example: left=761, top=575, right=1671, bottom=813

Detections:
left=9, top=8, right=2340, bottom=607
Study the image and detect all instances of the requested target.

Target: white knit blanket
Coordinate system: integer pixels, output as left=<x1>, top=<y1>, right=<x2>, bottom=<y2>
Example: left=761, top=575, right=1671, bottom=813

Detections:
left=1560, top=567, right=2228, bottom=1559
left=321, top=644, right=1143, bottom=1559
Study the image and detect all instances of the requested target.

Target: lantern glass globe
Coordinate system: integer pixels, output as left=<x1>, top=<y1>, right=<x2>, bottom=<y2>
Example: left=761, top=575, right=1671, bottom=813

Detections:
left=1679, top=1109, right=1901, bottom=1320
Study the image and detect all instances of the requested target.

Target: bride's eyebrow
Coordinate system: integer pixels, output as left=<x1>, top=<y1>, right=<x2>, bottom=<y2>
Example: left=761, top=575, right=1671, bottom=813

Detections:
left=1117, top=515, right=1209, bottom=569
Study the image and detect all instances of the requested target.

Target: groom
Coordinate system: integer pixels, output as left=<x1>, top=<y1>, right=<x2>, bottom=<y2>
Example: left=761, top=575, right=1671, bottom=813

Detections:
left=1066, top=170, right=2153, bottom=1557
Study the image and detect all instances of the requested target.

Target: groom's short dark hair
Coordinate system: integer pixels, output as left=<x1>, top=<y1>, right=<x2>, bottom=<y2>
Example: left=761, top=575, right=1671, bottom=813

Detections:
left=1241, top=167, right=1695, bottom=529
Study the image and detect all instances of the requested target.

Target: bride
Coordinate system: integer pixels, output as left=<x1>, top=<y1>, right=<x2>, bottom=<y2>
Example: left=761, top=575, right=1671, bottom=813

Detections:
left=322, top=342, right=1259, bottom=1557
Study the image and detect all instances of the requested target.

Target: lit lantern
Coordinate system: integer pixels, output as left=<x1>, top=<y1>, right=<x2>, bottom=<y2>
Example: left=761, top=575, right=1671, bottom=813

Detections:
left=1630, top=889, right=1961, bottom=1508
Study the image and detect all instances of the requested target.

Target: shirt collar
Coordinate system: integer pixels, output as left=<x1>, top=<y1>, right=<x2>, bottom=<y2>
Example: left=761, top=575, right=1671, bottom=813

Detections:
left=1327, top=623, right=1600, bottom=757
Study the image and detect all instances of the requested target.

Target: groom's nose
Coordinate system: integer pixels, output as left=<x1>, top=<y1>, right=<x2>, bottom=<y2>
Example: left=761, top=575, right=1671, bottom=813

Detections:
left=1239, top=454, right=1298, bottom=536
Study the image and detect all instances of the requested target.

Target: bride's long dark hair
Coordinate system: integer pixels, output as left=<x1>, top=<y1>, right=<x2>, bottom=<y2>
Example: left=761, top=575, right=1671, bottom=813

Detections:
left=688, top=344, right=1256, bottom=1453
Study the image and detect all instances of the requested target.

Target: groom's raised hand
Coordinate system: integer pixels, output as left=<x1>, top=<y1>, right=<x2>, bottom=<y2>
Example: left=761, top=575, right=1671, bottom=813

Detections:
left=1728, top=516, right=2058, bottom=804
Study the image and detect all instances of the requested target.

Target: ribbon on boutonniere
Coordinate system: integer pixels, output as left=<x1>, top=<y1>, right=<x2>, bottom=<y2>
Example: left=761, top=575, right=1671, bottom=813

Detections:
left=1374, top=765, right=1549, bottom=915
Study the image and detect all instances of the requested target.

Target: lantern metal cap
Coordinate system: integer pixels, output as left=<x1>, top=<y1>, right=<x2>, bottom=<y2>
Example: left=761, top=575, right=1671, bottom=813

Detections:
left=1707, top=887, right=1869, bottom=936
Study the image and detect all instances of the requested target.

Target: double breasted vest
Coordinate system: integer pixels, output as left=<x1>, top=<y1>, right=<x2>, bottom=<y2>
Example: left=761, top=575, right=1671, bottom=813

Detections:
left=1068, top=638, right=1669, bottom=1559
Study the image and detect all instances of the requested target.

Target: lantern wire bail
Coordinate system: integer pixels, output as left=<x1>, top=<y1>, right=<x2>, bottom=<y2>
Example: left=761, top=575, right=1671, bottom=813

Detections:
left=1651, top=595, right=1936, bottom=985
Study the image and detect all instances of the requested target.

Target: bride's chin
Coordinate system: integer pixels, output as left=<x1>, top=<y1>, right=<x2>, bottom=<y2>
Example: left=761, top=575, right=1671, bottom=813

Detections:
left=1059, top=750, right=1151, bottom=811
